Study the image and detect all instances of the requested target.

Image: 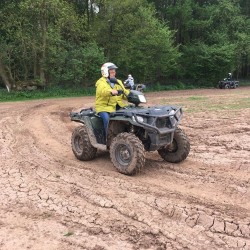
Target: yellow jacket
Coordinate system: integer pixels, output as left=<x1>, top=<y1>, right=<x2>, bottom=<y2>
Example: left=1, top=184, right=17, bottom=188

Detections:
left=95, top=77, right=130, bottom=114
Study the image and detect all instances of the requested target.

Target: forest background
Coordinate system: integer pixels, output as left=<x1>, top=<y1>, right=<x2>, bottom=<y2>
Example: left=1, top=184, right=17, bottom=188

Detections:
left=0, top=0, right=249, bottom=94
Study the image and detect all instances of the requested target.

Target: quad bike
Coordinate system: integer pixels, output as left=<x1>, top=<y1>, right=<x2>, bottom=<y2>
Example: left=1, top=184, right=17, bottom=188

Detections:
left=218, top=78, right=239, bottom=89
left=70, top=90, right=190, bottom=175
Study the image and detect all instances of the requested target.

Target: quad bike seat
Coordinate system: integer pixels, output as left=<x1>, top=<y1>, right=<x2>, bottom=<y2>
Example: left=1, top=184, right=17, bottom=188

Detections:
left=70, top=107, right=95, bottom=120
left=80, top=107, right=95, bottom=115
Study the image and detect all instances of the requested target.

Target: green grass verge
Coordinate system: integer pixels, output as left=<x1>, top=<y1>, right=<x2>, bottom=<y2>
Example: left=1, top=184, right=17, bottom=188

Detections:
left=187, top=96, right=209, bottom=101
left=0, top=86, right=96, bottom=102
left=0, top=81, right=249, bottom=103
left=185, top=96, right=250, bottom=113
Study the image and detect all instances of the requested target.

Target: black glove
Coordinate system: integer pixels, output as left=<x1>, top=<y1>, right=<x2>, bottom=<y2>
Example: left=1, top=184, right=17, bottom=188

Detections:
left=117, top=90, right=123, bottom=95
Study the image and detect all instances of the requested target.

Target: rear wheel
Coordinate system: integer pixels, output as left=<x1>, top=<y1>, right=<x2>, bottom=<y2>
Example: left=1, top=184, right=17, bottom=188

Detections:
left=224, top=84, right=230, bottom=89
left=158, top=128, right=190, bottom=163
left=110, top=133, right=145, bottom=175
left=71, top=125, right=97, bottom=161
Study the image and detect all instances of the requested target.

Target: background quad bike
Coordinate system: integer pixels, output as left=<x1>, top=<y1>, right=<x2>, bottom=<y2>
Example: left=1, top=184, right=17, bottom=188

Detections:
left=218, top=80, right=239, bottom=89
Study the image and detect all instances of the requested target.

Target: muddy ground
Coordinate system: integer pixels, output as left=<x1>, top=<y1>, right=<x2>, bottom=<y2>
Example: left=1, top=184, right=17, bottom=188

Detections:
left=0, top=87, right=249, bottom=250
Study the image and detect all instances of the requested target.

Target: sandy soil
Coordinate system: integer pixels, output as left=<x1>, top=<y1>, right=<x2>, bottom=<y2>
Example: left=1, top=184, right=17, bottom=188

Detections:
left=0, top=87, right=249, bottom=250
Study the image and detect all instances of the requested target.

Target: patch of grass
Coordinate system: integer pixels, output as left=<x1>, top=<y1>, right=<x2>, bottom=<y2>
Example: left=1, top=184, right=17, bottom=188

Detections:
left=207, top=101, right=250, bottom=110
left=237, top=80, right=250, bottom=86
left=146, top=82, right=198, bottom=92
left=185, top=96, right=250, bottom=113
left=42, top=212, right=52, bottom=218
left=64, top=231, right=74, bottom=237
left=187, top=96, right=208, bottom=101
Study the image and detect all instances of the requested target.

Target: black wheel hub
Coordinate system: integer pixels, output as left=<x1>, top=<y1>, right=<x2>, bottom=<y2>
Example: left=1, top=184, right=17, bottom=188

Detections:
left=115, top=144, right=132, bottom=166
left=167, top=139, right=178, bottom=153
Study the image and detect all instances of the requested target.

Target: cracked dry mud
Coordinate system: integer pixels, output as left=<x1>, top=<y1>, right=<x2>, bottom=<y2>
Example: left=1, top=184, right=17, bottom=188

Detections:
left=0, top=87, right=249, bottom=250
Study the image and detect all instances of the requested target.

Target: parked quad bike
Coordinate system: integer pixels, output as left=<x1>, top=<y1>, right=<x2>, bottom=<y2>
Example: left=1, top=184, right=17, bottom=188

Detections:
left=70, top=90, right=190, bottom=175
left=218, top=78, right=239, bottom=89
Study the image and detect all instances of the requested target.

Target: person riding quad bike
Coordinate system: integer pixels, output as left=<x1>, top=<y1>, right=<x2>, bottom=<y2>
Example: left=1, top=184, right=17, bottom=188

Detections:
left=95, top=62, right=130, bottom=138
left=218, top=72, right=239, bottom=89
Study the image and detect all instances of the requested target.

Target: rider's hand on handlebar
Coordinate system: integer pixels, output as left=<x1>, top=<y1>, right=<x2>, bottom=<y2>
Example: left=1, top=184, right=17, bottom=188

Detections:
left=111, top=89, right=118, bottom=95
left=111, top=89, right=124, bottom=96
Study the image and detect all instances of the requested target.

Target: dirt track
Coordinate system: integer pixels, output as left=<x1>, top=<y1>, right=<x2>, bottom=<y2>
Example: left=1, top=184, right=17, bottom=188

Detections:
left=0, top=87, right=249, bottom=250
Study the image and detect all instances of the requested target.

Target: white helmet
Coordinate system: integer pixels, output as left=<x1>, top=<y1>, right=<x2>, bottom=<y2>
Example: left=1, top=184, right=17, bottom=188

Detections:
left=228, top=72, right=232, bottom=76
left=101, top=62, right=118, bottom=77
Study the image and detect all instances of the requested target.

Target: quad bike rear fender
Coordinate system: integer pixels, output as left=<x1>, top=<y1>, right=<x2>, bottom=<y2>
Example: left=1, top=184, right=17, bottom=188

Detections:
left=70, top=109, right=107, bottom=151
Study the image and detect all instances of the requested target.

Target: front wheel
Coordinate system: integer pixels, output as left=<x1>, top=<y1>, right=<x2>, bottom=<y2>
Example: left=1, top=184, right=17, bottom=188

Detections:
left=158, top=128, right=190, bottom=163
left=71, top=125, right=97, bottom=161
left=110, top=133, right=145, bottom=175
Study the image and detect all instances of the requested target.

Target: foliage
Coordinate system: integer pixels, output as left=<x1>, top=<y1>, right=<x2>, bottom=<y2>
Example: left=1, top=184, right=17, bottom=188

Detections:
left=149, top=0, right=250, bottom=81
left=0, top=0, right=249, bottom=94
left=180, top=42, right=236, bottom=85
left=45, top=42, right=105, bottom=86
left=0, top=0, right=104, bottom=90
left=92, top=0, right=180, bottom=83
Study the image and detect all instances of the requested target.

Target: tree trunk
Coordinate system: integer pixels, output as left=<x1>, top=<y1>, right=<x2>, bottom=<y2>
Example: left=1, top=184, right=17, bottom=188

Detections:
left=38, top=0, right=47, bottom=86
left=0, top=57, right=14, bottom=92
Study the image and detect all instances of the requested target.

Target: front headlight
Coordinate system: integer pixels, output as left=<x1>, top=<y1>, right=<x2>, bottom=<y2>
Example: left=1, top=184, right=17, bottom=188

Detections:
left=169, top=110, right=177, bottom=126
left=138, top=94, right=147, bottom=103
left=137, top=115, right=144, bottom=123
left=169, top=110, right=175, bottom=116
left=132, top=115, right=145, bottom=123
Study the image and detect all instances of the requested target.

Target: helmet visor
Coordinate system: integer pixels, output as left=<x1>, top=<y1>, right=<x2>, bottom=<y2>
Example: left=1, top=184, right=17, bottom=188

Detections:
left=108, top=64, right=118, bottom=70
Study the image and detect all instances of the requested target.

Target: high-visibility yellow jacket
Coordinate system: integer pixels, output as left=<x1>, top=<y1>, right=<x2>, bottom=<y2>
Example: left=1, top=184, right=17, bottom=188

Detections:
left=95, top=77, right=130, bottom=114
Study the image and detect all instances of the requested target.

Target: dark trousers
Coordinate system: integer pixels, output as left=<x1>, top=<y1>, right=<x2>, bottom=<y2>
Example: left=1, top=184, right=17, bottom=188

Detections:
left=98, top=112, right=110, bottom=138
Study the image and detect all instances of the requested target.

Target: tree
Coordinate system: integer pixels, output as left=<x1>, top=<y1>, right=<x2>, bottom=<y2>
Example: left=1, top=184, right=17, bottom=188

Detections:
left=181, top=42, right=236, bottom=84
left=0, top=0, right=105, bottom=90
left=148, top=0, right=250, bottom=81
left=92, top=0, right=180, bottom=83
